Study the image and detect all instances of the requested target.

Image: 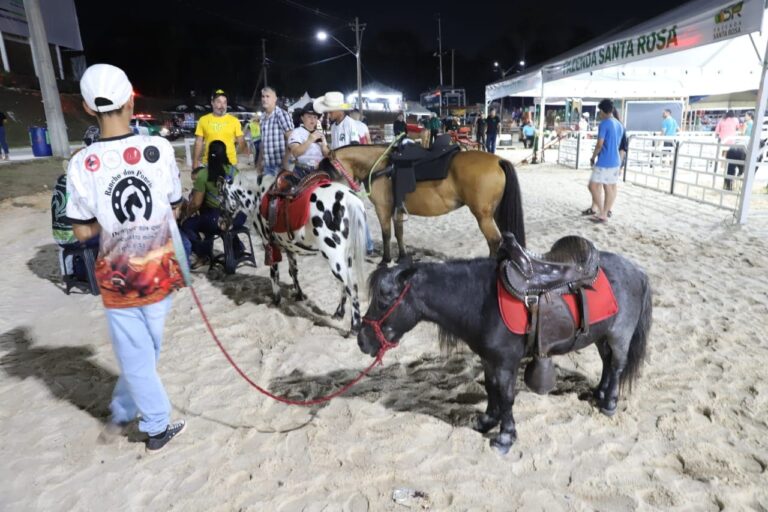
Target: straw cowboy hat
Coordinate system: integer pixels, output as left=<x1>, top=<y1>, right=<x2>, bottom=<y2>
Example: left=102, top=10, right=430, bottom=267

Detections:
left=313, top=91, right=352, bottom=113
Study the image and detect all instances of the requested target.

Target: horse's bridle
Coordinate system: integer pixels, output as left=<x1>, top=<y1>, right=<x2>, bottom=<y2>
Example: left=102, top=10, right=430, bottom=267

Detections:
left=330, top=134, right=405, bottom=194
left=362, top=282, right=412, bottom=353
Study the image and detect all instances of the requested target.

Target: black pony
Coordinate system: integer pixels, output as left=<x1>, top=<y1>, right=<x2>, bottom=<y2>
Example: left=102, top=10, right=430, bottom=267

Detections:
left=358, top=252, right=652, bottom=454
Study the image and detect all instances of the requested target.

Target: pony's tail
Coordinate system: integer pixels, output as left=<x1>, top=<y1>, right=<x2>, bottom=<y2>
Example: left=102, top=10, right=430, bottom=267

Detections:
left=620, top=270, right=652, bottom=392
left=346, top=192, right=367, bottom=295
left=495, top=159, right=526, bottom=248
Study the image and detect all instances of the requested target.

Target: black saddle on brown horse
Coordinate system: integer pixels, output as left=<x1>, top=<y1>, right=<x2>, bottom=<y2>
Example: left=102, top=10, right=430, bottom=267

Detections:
left=388, top=134, right=460, bottom=212
left=498, top=233, right=600, bottom=394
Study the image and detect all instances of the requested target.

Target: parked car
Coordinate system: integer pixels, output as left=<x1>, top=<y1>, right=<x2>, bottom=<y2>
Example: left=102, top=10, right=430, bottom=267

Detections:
left=130, top=115, right=181, bottom=140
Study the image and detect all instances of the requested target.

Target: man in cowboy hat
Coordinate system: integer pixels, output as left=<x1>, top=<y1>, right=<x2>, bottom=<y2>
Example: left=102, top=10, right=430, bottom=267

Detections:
left=313, top=92, right=361, bottom=150
left=287, top=102, right=330, bottom=179
left=314, top=91, right=374, bottom=253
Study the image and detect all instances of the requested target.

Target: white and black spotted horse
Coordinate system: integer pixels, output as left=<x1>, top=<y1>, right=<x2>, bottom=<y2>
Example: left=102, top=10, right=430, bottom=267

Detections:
left=219, top=173, right=368, bottom=333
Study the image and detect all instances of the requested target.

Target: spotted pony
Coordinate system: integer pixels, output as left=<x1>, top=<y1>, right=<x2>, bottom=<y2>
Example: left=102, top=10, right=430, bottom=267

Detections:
left=219, top=173, right=368, bottom=333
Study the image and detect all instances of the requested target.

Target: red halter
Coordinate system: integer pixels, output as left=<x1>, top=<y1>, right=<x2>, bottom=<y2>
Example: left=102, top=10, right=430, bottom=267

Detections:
left=362, top=282, right=412, bottom=353
left=330, top=159, right=361, bottom=192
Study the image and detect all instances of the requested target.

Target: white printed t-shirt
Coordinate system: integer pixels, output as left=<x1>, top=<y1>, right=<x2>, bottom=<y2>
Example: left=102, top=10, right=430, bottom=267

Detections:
left=66, top=133, right=185, bottom=309
left=331, top=115, right=361, bottom=149
left=288, top=126, right=325, bottom=168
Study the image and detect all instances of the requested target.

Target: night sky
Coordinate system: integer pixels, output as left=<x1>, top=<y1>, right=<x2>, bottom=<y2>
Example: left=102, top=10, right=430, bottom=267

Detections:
left=74, top=0, right=690, bottom=105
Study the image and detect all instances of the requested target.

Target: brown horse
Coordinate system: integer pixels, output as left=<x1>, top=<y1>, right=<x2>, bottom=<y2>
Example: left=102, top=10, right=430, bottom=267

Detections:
left=319, top=145, right=526, bottom=264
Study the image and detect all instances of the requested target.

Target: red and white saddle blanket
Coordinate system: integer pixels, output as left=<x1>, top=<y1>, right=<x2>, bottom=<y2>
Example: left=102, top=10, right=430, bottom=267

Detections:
left=497, top=268, right=619, bottom=335
left=259, top=179, right=331, bottom=234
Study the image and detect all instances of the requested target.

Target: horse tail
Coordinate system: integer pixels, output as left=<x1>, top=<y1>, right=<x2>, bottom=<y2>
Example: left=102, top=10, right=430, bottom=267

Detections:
left=621, top=269, right=652, bottom=392
left=346, top=191, right=367, bottom=294
left=495, top=159, right=526, bottom=248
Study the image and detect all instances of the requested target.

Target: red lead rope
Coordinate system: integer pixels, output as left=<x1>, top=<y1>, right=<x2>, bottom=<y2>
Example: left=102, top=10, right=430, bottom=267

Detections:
left=189, top=285, right=407, bottom=406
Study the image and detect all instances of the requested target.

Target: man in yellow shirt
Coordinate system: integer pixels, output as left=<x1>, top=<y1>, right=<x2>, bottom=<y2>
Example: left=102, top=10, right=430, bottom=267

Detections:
left=193, top=89, right=248, bottom=168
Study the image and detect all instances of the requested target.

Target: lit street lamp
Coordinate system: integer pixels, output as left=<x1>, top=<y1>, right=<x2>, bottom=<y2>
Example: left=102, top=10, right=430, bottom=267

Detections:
left=492, top=60, right=527, bottom=130
left=316, top=18, right=365, bottom=113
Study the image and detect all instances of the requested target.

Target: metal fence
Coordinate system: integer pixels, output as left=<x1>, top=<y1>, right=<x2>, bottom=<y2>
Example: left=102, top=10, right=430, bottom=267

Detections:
left=556, top=133, right=596, bottom=169
left=557, top=132, right=768, bottom=215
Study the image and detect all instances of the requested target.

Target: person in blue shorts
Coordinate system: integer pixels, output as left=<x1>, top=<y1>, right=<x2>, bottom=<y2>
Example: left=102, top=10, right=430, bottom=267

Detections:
left=584, top=98, right=624, bottom=223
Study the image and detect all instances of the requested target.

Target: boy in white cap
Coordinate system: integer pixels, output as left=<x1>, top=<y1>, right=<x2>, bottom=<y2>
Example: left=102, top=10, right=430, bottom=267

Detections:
left=67, top=63, right=187, bottom=452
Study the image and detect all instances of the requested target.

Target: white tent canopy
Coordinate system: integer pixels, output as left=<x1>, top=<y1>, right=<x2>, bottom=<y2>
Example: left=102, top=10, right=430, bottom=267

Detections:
left=403, top=100, right=432, bottom=116
left=484, top=0, right=768, bottom=224
left=288, top=92, right=312, bottom=112
left=486, top=0, right=766, bottom=100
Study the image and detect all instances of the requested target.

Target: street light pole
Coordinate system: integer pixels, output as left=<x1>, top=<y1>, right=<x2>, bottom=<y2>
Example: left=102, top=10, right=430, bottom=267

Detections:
left=353, top=17, right=363, bottom=112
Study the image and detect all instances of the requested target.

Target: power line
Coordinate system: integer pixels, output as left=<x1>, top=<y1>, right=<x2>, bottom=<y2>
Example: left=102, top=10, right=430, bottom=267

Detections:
left=272, top=0, right=347, bottom=22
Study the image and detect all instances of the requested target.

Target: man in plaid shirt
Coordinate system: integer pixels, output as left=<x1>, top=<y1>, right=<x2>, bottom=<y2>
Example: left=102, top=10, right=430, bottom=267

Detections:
left=256, top=87, right=293, bottom=176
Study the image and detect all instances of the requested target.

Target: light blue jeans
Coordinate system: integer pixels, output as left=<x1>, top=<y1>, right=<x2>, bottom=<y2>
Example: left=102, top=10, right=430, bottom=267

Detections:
left=105, top=295, right=173, bottom=436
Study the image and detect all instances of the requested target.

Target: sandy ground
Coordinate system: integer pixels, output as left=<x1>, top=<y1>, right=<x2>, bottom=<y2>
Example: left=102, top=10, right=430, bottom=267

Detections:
left=1, top=156, right=767, bottom=511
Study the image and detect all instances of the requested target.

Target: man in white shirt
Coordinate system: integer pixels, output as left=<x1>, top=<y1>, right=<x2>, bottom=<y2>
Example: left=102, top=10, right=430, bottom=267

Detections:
left=350, top=109, right=370, bottom=144
left=314, top=91, right=374, bottom=253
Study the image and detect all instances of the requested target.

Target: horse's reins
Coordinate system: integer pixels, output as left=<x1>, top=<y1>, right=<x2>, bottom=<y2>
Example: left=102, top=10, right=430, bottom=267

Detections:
left=190, top=284, right=406, bottom=406
left=330, top=133, right=405, bottom=196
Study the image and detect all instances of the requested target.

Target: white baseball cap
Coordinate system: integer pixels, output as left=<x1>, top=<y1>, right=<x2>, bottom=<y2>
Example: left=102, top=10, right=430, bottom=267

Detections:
left=80, top=64, right=133, bottom=113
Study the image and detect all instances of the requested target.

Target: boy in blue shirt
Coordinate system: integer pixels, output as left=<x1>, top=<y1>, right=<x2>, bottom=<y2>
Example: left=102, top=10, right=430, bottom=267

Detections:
left=586, top=99, right=624, bottom=223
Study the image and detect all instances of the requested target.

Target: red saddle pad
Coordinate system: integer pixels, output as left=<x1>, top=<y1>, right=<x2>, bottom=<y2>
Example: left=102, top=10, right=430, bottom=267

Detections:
left=497, top=268, right=619, bottom=335
left=259, top=180, right=331, bottom=233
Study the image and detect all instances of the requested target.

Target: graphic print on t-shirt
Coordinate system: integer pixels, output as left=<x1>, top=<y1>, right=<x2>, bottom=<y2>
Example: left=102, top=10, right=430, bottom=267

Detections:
left=85, top=154, right=101, bottom=172
left=110, top=175, right=153, bottom=223
left=67, top=135, right=185, bottom=308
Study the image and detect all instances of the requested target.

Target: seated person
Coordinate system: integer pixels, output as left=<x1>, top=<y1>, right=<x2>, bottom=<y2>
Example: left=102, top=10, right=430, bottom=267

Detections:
left=180, top=140, right=244, bottom=268
left=52, top=173, right=99, bottom=281
left=288, top=102, right=330, bottom=180
left=522, top=122, right=536, bottom=148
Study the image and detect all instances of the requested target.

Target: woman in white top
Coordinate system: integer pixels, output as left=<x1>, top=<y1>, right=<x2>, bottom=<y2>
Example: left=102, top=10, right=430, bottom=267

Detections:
left=287, top=102, right=330, bottom=179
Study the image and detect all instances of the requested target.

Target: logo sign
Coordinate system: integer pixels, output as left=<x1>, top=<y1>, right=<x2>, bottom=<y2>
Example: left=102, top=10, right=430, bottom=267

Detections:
left=111, top=177, right=152, bottom=224
left=103, top=150, right=121, bottom=169
left=144, top=145, right=160, bottom=163
left=715, top=1, right=743, bottom=23
left=714, top=1, right=745, bottom=40
left=123, top=147, right=141, bottom=165
left=84, top=154, right=101, bottom=172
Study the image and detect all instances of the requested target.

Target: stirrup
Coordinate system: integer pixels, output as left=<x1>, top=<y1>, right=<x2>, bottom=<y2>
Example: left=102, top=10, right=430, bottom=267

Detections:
left=396, top=206, right=409, bottom=222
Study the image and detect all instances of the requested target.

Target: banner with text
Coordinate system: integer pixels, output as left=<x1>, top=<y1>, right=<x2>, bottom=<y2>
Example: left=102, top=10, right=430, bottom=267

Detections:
left=543, top=0, right=763, bottom=81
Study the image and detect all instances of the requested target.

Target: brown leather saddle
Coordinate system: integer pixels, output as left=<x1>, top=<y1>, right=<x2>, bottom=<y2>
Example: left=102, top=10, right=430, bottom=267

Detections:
left=266, top=170, right=331, bottom=233
left=498, top=233, right=600, bottom=394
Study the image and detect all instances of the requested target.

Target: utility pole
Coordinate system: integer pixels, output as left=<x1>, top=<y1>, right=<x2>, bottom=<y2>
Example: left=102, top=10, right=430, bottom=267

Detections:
left=24, top=0, right=68, bottom=157
left=437, top=15, right=443, bottom=86
left=437, top=14, right=443, bottom=117
left=351, top=17, right=365, bottom=113
left=261, top=38, right=268, bottom=88
left=451, top=49, right=455, bottom=86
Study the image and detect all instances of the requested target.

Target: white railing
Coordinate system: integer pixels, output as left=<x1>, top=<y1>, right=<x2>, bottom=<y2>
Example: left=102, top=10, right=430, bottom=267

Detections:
left=556, top=132, right=597, bottom=169
left=623, top=135, right=768, bottom=212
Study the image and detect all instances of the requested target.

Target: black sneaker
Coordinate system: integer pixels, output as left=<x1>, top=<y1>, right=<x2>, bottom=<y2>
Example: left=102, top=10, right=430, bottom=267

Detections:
left=145, top=420, right=186, bottom=453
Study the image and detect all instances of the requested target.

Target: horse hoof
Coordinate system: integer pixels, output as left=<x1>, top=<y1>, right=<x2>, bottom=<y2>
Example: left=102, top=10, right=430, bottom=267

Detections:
left=294, top=293, right=306, bottom=302
left=272, top=295, right=282, bottom=306
left=472, top=415, right=499, bottom=434
left=490, top=433, right=515, bottom=454
left=378, top=259, right=390, bottom=268
left=599, top=405, right=617, bottom=417
left=332, top=311, right=344, bottom=320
